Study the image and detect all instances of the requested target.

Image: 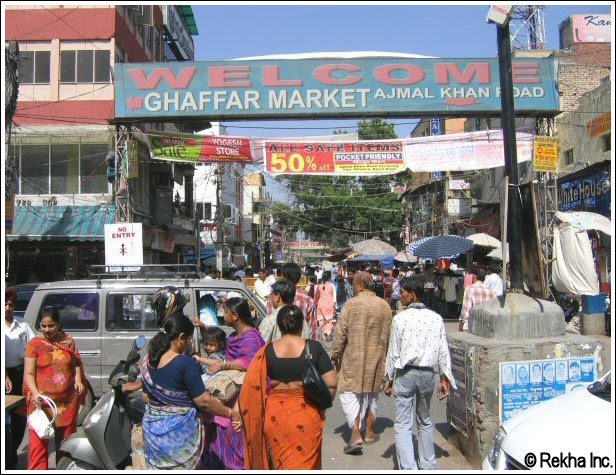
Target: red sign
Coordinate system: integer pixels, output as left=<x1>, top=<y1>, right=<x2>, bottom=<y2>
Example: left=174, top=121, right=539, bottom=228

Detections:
left=265, top=140, right=406, bottom=176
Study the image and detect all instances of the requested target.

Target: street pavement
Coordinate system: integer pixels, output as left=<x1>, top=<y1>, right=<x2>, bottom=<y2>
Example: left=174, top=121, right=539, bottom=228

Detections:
left=321, top=321, right=478, bottom=471
left=12, top=321, right=479, bottom=471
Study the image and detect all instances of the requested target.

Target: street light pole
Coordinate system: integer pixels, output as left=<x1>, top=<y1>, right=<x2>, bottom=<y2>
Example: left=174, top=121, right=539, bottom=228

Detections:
left=496, top=21, right=524, bottom=292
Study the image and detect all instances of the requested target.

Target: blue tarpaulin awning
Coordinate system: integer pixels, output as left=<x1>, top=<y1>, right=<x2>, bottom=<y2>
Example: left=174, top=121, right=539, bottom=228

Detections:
left=346, top=254, right=395, bottom=269
left=7, top=205, right=116, bottom=241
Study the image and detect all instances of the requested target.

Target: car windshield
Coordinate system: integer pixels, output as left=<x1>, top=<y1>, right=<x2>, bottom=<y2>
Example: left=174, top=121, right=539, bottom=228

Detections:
left=587, top=373, right=611, bottom=402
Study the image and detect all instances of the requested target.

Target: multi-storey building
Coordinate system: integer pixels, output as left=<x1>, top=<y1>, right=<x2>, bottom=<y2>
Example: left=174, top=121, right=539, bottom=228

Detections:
left=5, top=5, right=200, bottom=284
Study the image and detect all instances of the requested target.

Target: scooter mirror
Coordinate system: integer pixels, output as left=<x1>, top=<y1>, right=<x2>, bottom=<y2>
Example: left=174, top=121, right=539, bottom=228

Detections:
left=134, top=335, right=147, bottom=351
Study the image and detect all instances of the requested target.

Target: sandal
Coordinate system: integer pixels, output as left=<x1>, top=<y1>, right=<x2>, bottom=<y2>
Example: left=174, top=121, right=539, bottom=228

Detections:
left=343, top=441, right=363, bottom=455
left=364, top=434, right=380, bottom=445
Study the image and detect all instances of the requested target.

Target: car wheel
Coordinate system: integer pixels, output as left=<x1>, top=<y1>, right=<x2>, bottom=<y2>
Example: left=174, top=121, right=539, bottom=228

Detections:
left=56, top=456, right=94, bottom=470
left=77, top=388, right=94, bottom=426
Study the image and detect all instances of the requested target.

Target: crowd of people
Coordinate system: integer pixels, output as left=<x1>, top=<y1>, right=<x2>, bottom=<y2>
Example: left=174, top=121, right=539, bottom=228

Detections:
left=6, top=259, right=485, bottom=470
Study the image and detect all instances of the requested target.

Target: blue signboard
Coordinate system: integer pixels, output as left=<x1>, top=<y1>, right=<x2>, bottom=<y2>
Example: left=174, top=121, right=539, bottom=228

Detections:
left=558, top=167, right=611, bottom=218
left=115, top=57, right=559, bottom=120
left=500, top=357, right=597, bottom=422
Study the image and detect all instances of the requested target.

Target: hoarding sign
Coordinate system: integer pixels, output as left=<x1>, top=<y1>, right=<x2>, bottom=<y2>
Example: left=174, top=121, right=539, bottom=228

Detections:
left=265, top=140, right=406, bottom=176
left=115, top=58, right=559, bottom=120
left=148, top=133, right=253, bottom=163
left=533, top=135, right=558, bottom=173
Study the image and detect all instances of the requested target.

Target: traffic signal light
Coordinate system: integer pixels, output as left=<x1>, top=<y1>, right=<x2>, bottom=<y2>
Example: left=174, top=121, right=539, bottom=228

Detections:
left=106, top=151, right=116, bottom=183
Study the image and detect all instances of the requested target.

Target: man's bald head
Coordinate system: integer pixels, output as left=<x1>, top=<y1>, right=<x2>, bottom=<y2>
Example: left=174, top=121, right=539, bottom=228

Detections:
left=353, top=271, right=375, bottom=292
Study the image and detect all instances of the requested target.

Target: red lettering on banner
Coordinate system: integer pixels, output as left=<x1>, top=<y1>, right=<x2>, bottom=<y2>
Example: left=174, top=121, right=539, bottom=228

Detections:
left=374, top=64, right=425, bottom=85
left=314, top=64, right=362, bottom=85
left=435, top=63, right=491, bottom=84
left=512, top=63, right=541, bottom=83
left=263, top=66, right=303, bottom=86
left=209, top=66, right=252, bottom=87
left=128, top=68, right=197, bottom=90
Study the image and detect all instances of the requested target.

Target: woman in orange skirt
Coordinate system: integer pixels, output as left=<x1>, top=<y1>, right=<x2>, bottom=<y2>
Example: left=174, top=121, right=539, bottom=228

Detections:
left=240, top=305, right=338, bottom=469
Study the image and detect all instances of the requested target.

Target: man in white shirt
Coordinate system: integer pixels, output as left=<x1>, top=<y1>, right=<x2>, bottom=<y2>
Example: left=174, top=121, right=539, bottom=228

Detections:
left=382, top=279, right=456, bottom=470
left=5, top=287, right=35, bottom=469
left=253, top=269, right=271, bottom=307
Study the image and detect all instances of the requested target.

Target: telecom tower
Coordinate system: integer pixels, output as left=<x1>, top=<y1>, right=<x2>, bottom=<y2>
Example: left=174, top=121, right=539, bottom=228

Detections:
left=509, top=4, right=546, bottom=50
left=510, top=5, right=557, bottom=299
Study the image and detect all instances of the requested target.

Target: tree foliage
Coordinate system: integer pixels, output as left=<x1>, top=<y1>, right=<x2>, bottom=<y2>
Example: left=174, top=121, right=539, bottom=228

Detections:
left=272, top=119, right=411, bottom=250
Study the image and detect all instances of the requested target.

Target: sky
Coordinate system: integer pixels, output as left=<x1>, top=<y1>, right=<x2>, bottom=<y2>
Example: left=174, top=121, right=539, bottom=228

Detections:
left=192, top=2, right=613, bottom=140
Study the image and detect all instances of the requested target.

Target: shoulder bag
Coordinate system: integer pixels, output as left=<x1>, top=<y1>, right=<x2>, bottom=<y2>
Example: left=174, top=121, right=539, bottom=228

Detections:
left=28, top=394, right=57, bottom=440
left=302, top=341, right=333, bottom=410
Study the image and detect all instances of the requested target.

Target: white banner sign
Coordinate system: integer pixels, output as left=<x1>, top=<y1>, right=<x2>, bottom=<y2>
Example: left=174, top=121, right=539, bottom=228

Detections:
left=404, top=130, right=534, bottom=172
left=105, top=223, right=144, bottom=266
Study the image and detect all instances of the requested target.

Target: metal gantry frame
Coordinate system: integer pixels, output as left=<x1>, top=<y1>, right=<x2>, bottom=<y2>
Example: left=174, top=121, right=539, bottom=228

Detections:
left=115, top=124, right=133, bottom=223
left=533, top=117, right=558, bottom=299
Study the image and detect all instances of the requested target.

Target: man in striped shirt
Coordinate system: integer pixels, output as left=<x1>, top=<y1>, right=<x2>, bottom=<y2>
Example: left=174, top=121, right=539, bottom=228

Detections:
left=459, top=269, right=497, bottom=331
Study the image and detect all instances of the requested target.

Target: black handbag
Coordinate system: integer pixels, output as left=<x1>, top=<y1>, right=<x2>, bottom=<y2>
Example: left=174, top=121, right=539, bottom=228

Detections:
left=302, top=340, right=333, bottom=410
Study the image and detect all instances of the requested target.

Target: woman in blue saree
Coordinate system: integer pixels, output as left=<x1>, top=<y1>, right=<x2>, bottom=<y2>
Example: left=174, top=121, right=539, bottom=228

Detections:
left=141, top=313, right=240, bottom=470
left=204, top=297, right=265, bottom=469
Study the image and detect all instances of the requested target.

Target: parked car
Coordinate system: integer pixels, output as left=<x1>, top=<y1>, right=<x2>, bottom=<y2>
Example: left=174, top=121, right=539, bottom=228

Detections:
left=11, top=283, right=40, bottom=319
left=23, top=274, right=267, bottom=398
left=483, top=372, right=612, bottom=469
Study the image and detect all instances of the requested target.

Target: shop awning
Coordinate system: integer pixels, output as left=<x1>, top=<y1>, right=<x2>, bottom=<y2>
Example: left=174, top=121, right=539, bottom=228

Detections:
left=7, top=205, right=116, bottom=241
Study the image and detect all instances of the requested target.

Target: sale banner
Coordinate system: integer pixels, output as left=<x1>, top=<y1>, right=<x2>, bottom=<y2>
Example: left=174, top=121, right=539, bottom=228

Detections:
left=148, top=133, right=253, bottom=163
left=264, top=140, right=407, bottom=175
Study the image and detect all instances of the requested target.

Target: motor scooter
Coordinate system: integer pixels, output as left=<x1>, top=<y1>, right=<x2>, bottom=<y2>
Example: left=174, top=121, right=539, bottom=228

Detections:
left=57, top=335, right=147, bottom=470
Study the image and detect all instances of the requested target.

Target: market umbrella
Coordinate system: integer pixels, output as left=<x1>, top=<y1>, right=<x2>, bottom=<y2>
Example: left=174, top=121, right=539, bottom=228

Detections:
left=487, top=244, right=509, bottom=261
left=407, top=235, right=475, bottom=260
left=351, top=238, right=396, bottom=256
left=394, top=250, right=418, bottom=263
left=466, top=233, right=501, bottom=249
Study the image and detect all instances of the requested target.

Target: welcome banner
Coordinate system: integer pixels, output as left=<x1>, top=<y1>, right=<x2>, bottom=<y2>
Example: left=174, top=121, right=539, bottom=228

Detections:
left=264, top=140, right=407, bottom=175
left=148, top=133, right=253, bottom=163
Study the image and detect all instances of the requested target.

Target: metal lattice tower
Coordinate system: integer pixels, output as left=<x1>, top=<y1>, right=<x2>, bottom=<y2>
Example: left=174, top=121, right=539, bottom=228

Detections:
left=509, top=5, right=547, bottom=51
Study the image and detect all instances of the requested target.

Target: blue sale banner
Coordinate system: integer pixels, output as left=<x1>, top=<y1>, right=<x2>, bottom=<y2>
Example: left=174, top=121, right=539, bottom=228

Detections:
left=500, top=357, right=597, bottom=422
left=114, top=57, right=559, bottom=120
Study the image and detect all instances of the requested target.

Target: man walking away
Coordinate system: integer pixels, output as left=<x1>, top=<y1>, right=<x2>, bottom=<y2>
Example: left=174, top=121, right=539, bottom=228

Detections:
left=331, top=272, right=392, bottom=455
left=459, top=269, right=496, bottom=332
left=383, top=280, right=456, bottom=470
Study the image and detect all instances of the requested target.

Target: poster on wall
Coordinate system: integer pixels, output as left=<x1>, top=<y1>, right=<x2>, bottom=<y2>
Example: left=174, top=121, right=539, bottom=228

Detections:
left=499, top=356, right=597, bottom=422
left=447, top=344, right=470, bottom=436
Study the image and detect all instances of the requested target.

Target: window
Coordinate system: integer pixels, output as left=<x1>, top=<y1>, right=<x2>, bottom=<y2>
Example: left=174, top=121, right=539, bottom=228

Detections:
left=21, top=144, right=49, bottom=194
left=601, top=133, right=611, bottom=153
left=19, top=51, right=50, bottom=84
left=17, top=140, right=109, bottom=194
left=51, top=144, right=79, bottom=193
left=80, top=143, right=109, bottom=193
left=562, top=149, right=574, bottom=166
left=106, top=293, right=157, bottom=331
left=36, top=293, right=99, bottom=331
left=60, top=50, right=110, bottom=83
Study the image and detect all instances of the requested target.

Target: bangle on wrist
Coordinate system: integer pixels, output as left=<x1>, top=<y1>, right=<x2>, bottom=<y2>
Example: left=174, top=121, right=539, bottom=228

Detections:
left=228, top=408, right=233, bottom=419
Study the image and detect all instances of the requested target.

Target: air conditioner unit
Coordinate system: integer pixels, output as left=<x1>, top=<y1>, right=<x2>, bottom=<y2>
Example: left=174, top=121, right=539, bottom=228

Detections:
left=132, top=5, right=153, bottom=26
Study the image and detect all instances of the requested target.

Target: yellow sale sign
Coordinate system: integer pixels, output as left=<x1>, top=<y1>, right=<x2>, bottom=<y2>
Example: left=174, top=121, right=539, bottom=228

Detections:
left=534, top=136, right=558, bottom=173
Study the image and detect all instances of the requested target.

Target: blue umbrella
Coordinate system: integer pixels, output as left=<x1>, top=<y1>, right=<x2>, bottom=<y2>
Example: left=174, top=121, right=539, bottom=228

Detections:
left=406, top=235, right=475, bottom=260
